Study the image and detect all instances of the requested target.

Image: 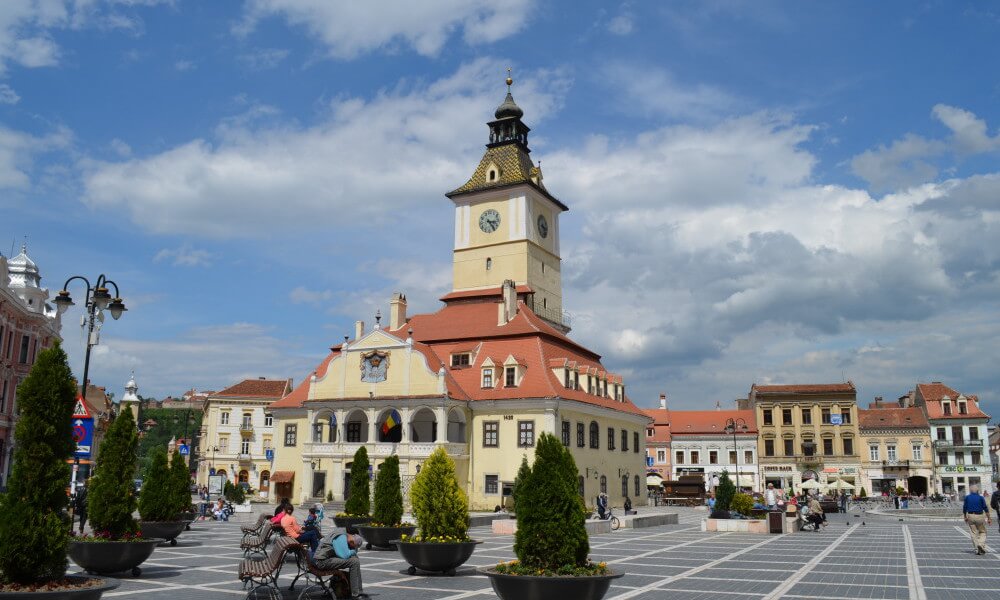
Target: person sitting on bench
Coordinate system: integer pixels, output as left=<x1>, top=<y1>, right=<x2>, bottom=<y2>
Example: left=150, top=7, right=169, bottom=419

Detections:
left=313, top=532, right=368, bottom=600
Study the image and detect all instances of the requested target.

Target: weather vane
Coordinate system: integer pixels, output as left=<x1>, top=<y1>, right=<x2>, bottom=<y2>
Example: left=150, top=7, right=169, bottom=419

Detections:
left=506, top=67, right=513, bottom=91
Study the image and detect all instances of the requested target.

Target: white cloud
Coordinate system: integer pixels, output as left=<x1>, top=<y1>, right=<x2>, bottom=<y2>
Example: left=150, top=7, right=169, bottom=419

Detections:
left=289, top=286, right=333, bottom=306
left=236, top=0, right=534, bottom=58
left=932, top=103, right=1000, bottom=154
left=0, top=124, right=71, bottom=189
left=153, top=244, right=213, bottom=267
left=0, top=83, right=18, bottom=104
left=81, top=59, right=568, bottom=237
left=607, top=14, right=634, bottom=35
left=601, top=62, right=738, bottom=121
left=173, top=59, right=196, bottom=72
left=238, top=47, right=289, bottom=70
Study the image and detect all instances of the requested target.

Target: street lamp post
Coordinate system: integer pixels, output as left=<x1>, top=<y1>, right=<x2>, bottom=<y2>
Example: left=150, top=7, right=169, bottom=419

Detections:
left=53, top=274, right=128, bottom=395
left=724, top=418, right=749, bottom=491
left=208, top=445, right=220, bottom=503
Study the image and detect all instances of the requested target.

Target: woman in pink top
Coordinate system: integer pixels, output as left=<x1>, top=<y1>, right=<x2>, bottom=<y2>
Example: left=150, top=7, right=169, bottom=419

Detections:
left=280, top=505, right=320, bottom=555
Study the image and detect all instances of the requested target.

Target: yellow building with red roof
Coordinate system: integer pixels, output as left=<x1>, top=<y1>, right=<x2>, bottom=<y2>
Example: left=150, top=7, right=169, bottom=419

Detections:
left=268, top=76, right=650, bottom=509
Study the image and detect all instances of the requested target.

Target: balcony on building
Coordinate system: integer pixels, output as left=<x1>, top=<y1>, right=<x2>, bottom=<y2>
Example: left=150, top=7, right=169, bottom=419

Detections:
left=240, top=422, right=254, bottom=436
left=237, top=453, right=253, bottom=462
left=303, top=406, right=469, bottom=459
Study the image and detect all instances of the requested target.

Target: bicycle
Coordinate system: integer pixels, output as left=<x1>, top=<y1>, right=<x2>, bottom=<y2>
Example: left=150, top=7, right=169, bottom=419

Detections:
left=593, top=507, right=621, bottom=531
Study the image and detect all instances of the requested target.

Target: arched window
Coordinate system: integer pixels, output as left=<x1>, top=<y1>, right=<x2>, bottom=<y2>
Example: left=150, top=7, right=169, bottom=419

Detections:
left=578, top=475, right=585, bottom=498
left=486, top=257, right=492, bottom=270
left=599, top=475, right=607, bottom=494
left=239, top=470, right=249, bottom=484
left=260, top=470, right=271, bottom=491
left=589, top=421, right=599, bottom=449
left=634, top=475, right=641, bottom=497
left=621, top=475, right=628, bottom=497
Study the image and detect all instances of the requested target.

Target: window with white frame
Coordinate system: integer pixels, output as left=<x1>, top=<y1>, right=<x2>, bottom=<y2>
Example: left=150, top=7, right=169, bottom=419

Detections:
left=886, top=444, right=897, bottom=462
left=869, top=445, right=880, bottom=461
left=241, top=439, right=250, bottom=454
left=219, top=437, right=229, bottom=452
left=657, top=449, right=666, bottom=463
left=220, top=411, right=230, bottom=425
left=912, top=443, right=922, bottom=461
left=264, top=413, right=273, bottom=427
left=482, top=368, right=494, bottom=388
left=485, top=474, right=499, bottom=494
left=744, top=450, right=753, bottom=464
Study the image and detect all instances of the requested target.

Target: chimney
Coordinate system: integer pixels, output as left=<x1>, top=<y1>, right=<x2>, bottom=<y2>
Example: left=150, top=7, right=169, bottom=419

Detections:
left=355, top=320, right=364, bottom=340
left=389, top=292, right=407, bottom=330
left=874, top=396, right=882, bottom=408
left=659, top=393, right=667, bottom=410
left=499, top=279, right=518, bottom=324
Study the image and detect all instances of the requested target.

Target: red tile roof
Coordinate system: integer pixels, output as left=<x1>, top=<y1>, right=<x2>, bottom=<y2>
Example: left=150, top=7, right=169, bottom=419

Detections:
left=216, top=379, right=292, bottom=398
left=440, top=284, right=533, bottom=301
left=752, top=382, right=856, bottom=395
left=643, top=409, right=672, bottom=443
left=664, top=410, right=758, bottom=435
left=914, top=382, right=988, bottom=420
left=858, top=407, right=929, bottom=430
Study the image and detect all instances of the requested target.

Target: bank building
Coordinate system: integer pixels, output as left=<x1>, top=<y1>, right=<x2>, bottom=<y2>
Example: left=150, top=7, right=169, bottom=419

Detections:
left=268, top=76, right=650, bottom=509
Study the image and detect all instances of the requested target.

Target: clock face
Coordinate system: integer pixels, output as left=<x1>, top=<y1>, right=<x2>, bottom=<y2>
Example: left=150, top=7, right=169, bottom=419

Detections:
left=479, top=209, right=501, bottom=233
left=537, top=214, right=549, bottom=238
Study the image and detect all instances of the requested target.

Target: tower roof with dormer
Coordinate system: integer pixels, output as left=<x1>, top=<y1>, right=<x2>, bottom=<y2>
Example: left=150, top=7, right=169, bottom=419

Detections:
left=7, top=243, right=41, bottom=290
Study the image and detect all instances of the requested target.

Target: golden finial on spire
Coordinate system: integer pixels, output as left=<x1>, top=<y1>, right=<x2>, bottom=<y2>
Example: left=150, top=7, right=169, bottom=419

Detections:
left=506, top=67, right=513, bottom=90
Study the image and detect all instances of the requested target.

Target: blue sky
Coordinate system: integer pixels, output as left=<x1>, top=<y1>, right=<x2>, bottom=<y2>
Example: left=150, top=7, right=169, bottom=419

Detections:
left=2, top=1, right=999, bottom=418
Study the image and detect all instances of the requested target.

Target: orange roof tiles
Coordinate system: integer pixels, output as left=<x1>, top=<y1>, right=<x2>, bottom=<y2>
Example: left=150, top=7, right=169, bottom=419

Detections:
left=665, top=410, right=758, bottom=435
left=858, top=407, right=929, bottom=430
left=753, top=382, right=856, bottom=395
left=440, top=284, right=533, bottom=301
left=216, top=378, right=291, bottom=398
left=915, top=382, right=988, bottom=420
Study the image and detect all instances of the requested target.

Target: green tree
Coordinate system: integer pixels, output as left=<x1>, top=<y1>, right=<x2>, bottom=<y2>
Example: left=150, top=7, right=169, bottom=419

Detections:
left=138, top=448, right=174, bottom=521
left=169, top=449, right=191, bottom=515
left=88, top=408, right=140, bottom=538
left=372, top=455, right=403, bottom=526
left=715, top=470, right=736, bottom=514
left=0, top=343, right=76, bottom=584
left=730, top=492, right=754, bottom=517
left=345, top=446, right=371, bottom=516
left=859, top=487, right=867, bottom=498
left=513, top=433, right=589, bottom=571
left=410, top=447, right=468, bottom=539
left=510, top=455, right=530, bottom=511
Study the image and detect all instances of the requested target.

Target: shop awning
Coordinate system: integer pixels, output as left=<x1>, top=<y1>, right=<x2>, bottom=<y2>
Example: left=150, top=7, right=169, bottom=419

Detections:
left=646, top=474, right=663, bottom=487
left=737, top=475, right=754, bottom=487
left=270, top=471, right=295, bottom=484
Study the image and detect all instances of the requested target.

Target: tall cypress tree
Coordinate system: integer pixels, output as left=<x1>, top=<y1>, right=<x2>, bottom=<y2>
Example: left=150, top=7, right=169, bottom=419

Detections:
left=409, top=447, right=468, bottom=539
left=88, top=408, right=139, bottom=538
left=138, top=448, right=173, bottom=521
left=0, top=343, right=76, bottom=584
left=372, top=455, right=403, bottom=525
left=344, top=446, right=370, bottom=516
left=169, top=449, right=191, bottom=515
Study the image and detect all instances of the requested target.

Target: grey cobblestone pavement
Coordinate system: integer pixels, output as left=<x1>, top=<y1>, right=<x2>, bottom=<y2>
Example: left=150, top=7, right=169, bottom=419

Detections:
left=76, top=509, right=1000, bottom=599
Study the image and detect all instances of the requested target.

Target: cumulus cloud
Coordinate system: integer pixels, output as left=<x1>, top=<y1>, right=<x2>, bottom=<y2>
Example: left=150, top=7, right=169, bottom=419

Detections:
left=600, top=62, right=738, bottom=121
left=236, top=0, right=534, bottom=59
left=0, top=83, right=18, bottom=104
left=153, top=244, right=213, bottom=267
left=80, top=59, right=568, bottom=237
left=238, top=47, right=289, bottom=70
left=0, top=124, right=71, bottom=189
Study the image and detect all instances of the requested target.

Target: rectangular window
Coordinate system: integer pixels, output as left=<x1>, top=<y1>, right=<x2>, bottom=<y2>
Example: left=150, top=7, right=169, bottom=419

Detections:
left=577, top=423, right=585, bottom=448
left=312, top=422, right=323, bottom=443
left=676, top=450, right=684, bottom=464
left=782, top=408, right=793, bottom=425
left=485, top=475, right=499, bottom=494
left=870, top=445, right=880, bottom=461
left=764, top=439, right=774, bottom=457
left=937, top=451, right=948, bottom=465
left=573, top=372, right=579, bottom=390
left=840, top=410, right=851, bottom=424
left=451, top=353, right=470, bottom=367
left=887, top=445, right=897, bottom=461
left=218, top=437, right=228, bottom=453
left=518, top=421, right=535, bottom=447
left=744, top=450, right=753, bottom=464
left=590, top=424, right=599, bottom=449
left=0, top=378, right=6, bottom=413
left=709, top=450, right=718, bottom=464
left=784, top=439, right=794, bottom=456
left=952, top=426, right=964, bottom=444
left=762, top=409, right=773, bottom=426
left=283, top=425, right=297, bottom=446
left=483, top=421, right=499, bottom=448
left=346, top=423, right=361, bottom=443
left=729, top=450, right=737, bottom=464
left=821, top=408, right=831, bottom=424
left=801, top=408, right=812, bottom=425
left=657, top=449, right=666, bottom=463
left=690, top=451, right=700, bottom=464
left=842, top=438, right=853, bottom=456
left=936, top=427, right=946, bottom=440
left=823, top=439, right=834, bottom=456
left=564, top=368, right=571, bottom=387
left=505, top=367, right=517, bottom=387
left=264, top=414, right=273, bottom=427
left=969, top=427, right=979, bottom=441
left=959, top=402, right=968, bottom=415
left=482, top=368, right=493, bottom=388
left=646, top=428, right=654, bottom=437
left=621, top=429, right=628, bottom=452
left=561, top=421, right=570, bottom=446
left=241, top=439, right=250, bottom=455
left=912, top=444, right=922, bottom=461
left=18, top=335, right=29, bottom=364
left=956, top=452, right=965, bottom=465
left=633, top=431, right=639, bottom=453
left=972, top=451, right=981, bottom=465
left=220, top=412, right=230, bottom=425
left=943, top=402, right=952, bottom=416
left=607, top=427, right=615, bottom=450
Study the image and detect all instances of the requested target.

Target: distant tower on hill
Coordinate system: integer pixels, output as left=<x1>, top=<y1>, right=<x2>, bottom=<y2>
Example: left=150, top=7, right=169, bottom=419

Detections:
left=121, top=370, right=140, bottom=425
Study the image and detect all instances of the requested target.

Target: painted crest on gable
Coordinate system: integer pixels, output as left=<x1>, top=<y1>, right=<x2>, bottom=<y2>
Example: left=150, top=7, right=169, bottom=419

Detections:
left=360, top=350, right=389, bottom=383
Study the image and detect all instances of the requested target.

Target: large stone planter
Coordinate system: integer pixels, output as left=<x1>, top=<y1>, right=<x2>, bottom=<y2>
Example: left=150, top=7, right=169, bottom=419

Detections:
left=395, top=540, right=481, bottom=576
left=67, top=539, right=163, bottom=577
left=176, top=512, right=196, bottom=531
left=703, top=518, right=768, bottom=533
left=0, top=575, right=120, bottom=600
left=139, top=521, right=186, bottom=546
left=331, top=516, right=371, bottom=534
left=355, top=525, right=416, bottom=550
left=482, top=568, right=624, bottom=600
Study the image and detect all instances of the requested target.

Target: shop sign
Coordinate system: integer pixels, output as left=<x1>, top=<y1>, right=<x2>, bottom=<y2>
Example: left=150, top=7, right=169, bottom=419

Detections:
left=763, top=465, right=794, bottom=472
left=943, top=465, right=987, bottom=473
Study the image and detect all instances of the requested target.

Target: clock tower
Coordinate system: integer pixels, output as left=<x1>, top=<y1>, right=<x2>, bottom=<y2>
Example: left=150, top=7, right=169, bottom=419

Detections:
left=446, top=73, right=568, bottom=328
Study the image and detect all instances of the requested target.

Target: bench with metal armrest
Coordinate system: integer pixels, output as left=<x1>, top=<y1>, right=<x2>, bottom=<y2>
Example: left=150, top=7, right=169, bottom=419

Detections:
left=241, top=524, right=284, bottom=556
left=288, top=545, right=353, bottom=599
left=238, top=535, right=302, bottom=593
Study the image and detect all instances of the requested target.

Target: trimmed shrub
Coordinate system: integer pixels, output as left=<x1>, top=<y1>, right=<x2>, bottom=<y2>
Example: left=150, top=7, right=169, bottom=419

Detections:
left=0, top=343, right=76, bottom=584
left=326, top=490, right=333, bottom=502
left=372, top=455, right=404, bottom=526
left=169, top=449, right=192, bottom=514
left=510, top=455, right=530, bottom=512
left=859, top=487, right=867, bottom=498
left=409, top=446, right=468, bottom=539
left=730, top=493, right=754, bottom=517
left=88, top=407, right=140, bottom=539
left=513, top=433, right=589, bottom=571
left=138, top=448, right=174, bottom=521
left=345, top=446, right=371, bottom=516
left=715, top=470, right=736, bottom=513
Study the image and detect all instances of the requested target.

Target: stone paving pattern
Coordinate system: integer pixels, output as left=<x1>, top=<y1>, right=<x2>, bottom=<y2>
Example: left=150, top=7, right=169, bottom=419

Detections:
left=77, top=508, right=1000, bottom=599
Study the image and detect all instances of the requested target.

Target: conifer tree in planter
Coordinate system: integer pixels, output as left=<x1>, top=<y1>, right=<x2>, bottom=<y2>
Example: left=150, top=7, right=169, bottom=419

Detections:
left=0, top=343, right=120, bottom=598
left=168, top=450, right=195, bottom=527
left=483, top=433, right=622, bottom=600
left=712, top=470, right=735, bottom=519
left=397, top=446, right=479, bottom=576
left=69, top=409, right=162, bottom=577
left=356, top=455, right=414, bottom=550
left=333, top=447, right=371, bottom=533
left=509, top=455, right=530, bottom=513
left=137, top=449, right=186, bottom=546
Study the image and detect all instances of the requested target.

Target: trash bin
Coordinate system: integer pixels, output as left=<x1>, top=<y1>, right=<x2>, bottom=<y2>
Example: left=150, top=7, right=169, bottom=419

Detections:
left=768, top=510, right=785, bottom=534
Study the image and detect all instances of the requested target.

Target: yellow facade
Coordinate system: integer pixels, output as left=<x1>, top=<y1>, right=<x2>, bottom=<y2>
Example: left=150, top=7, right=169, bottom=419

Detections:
left=858, top=428, right=933, bottom=496
left=197, top=393, right=281, bottom=497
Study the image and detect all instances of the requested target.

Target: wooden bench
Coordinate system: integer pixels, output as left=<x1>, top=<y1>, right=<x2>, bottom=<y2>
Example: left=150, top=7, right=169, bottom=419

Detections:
left=238, top=535, right=301, bottom=592
left=241, top=513, right=270, bottom=541
left=241, top=524, right=282, bottom=557
left=288, top=545, right=352, bottom=598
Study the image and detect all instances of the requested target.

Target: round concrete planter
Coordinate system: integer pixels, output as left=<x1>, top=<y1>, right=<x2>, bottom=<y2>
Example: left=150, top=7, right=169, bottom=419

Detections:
left=0, top=575, right=120, bottom=600
left=331, top=516, right=371, bottom=534
left=139, top=521, right=186, bottom=546
left=355, top=525, right=416, bottom=550
left=395, top=540, right=481, bottom=576
left=67, top=539, right=163, bottom=577
left=175, top=512, right=196, bottom=531
left=481, top=567, right=624, bottom=600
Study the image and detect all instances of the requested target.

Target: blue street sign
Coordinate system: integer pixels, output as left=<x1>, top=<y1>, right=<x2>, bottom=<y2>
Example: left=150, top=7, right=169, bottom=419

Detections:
left=209, top=468, right=216, bottom=476
left=830, top=414, right=843, bottom=425
left=72, top=418, right=94, bottom=458
left=265, top=449, right=274, bottom=461
left=646, top=456, right=654, bottom=467
left=178, top=444, right=190, bottom=455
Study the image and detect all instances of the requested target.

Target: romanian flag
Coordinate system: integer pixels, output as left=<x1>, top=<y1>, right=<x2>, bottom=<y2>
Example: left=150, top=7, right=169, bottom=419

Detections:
left=381, top=409, right=401, bottom=436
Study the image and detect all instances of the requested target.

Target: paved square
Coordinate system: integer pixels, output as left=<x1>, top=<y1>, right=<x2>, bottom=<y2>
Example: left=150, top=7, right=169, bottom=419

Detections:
left=76, top=510, right=1000, bottom=599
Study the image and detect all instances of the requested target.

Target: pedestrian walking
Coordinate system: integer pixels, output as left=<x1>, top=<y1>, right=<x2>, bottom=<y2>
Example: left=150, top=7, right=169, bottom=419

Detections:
left=991, top=490, right=1000, bottom=534
left=765, top=483, right=778, bottom=510
left=962, top=484, right=992, bottom=555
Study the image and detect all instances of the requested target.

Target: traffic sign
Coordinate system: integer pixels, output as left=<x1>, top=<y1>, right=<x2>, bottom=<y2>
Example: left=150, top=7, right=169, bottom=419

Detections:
left=265, top=449, right=274, bottom=461
left=178, top=444, right=190, bottom=455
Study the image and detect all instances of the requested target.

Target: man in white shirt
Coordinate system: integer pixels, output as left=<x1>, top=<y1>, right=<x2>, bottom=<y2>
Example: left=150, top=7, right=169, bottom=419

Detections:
left=765, top=483, right=778, bottom=510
